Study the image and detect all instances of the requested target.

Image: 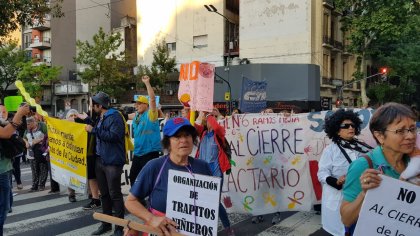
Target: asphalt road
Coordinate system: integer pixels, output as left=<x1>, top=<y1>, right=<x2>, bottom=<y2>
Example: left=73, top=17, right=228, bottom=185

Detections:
left=4, top=163, right=329, bottom=236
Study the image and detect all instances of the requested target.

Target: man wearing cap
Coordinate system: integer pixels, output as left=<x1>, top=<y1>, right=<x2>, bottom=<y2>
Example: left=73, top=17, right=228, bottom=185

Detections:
left=127, top=75, right=162, bottom=188
left=85, top=91, right=125, bottom=236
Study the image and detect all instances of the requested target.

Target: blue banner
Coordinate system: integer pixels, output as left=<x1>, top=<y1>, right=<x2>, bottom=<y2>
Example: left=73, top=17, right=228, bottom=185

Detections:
left=239, top=76, right=267, bottom=113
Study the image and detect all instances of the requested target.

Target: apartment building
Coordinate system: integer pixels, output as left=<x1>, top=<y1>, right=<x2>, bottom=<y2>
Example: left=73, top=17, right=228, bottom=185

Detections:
left=137, top=0, right=362, bottom=111
left=22, top=0, right=136, bottom=116
left=21, top=13, right=53, bottom=110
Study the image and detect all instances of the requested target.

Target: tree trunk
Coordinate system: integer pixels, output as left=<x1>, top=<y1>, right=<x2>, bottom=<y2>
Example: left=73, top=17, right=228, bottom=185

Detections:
left=360, top=54, right=368, bottom=108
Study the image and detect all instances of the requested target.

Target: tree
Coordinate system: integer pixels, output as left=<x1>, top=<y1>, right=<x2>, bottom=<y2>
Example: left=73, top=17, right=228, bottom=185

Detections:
left=367, top=10, right=420, bottom=105
left=17, top=61, right=61, bottom=98
left=334, top=0, right=420, bottom=106
left=0, top=40, right=26, bottom=99
left=137, top=40, right=177, bottom=90
left=0, top=0, right=63, bottom=39
left=74, top=27, right=135, bottom=98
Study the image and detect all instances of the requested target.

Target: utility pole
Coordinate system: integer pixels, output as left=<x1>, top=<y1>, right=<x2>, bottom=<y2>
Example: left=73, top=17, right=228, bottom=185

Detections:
left=338, top=69, right=388, bottom=107
left=204, top=4, right=234, bottom=114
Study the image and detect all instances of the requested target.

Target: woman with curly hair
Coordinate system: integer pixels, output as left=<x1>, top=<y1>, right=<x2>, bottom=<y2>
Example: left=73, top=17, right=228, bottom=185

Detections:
left=317, top=109, right=372, bottom=236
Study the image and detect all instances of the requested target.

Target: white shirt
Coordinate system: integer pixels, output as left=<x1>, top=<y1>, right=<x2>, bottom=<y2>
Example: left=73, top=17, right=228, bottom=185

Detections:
left=317, top=142, right=362, bottom=236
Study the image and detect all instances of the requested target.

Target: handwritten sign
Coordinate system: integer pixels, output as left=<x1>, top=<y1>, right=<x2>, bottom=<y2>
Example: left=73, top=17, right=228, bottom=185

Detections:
left=219, top=111, right=376, bottom=215
left=178, top=61, right=214, bottom=112
left=45, top=117, right=88, bottom=193
left=354, top=175, right=420, bottom=236
left=166, top=170, right=221, bottom=236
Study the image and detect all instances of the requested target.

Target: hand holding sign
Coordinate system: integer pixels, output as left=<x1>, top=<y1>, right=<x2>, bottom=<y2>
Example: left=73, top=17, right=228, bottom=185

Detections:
left=353, top=175, right=420, bottom=236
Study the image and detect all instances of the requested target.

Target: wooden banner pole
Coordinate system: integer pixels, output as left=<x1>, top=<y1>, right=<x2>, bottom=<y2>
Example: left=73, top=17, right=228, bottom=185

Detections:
left=92, top=212, right=184, bottom=236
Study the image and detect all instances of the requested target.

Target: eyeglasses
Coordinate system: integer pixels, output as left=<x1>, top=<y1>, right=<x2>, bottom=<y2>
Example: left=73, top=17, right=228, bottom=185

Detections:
left=340, top=123, right=355, bottom=129
left=385, top=127, right=416, bottom=136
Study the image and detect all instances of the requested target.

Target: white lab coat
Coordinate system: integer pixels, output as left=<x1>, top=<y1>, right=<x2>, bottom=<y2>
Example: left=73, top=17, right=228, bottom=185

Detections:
left=317, top=143, right=361, bottom=236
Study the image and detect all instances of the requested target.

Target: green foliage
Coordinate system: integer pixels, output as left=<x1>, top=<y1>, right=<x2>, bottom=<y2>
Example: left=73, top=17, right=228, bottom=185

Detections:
left=0, top=0, right=63, bottom=39
left=367, top=77, right=415, bottom=105
left=335, top=0, right=419, bottom=54
left=138, top=40, right=177, bottom=90
left=334, top=0, right=420, bottom=105
left=0, top=40, right=26, bottom=99
left=17, top=61, right=61, bottom=98
left=74, top=27, right=135, bottom=97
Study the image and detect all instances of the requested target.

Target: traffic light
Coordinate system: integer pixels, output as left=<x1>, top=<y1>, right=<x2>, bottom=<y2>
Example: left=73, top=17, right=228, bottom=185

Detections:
left=380, top=67, right=388, bottom=81
left=335, top=99, right=342, bottom=107
left=380, top=67, right=388, bottom=74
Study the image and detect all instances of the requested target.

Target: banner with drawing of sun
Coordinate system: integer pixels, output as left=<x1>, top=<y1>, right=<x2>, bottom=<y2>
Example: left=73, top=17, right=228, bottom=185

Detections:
left=178, top=61, right=214, bottom=112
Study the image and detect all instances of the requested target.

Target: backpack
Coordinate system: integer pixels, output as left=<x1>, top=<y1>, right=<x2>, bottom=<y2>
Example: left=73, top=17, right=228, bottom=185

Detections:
left=216, top=135, right=235, bottom=174
left=118, top=111, right=134, bottom=164
left=0, top=134, right=26, bottom=159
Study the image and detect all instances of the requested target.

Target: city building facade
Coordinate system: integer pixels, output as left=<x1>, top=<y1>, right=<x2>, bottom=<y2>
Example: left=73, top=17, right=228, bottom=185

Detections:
left=136, top=0, right=365, bottom=111
left=22, top=0, right=136, bottom=116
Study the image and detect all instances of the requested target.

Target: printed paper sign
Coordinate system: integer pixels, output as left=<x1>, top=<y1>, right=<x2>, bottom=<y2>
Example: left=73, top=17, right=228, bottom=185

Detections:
left=45, top=117, right=88, bottom=193
left=354, top=175, right=420, bottom=236
left=166, top=170, right=221, bottom=236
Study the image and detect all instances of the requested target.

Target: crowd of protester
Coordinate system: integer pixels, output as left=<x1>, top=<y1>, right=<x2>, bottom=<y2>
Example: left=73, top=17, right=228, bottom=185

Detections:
left=2, top=76, right=420, bottom=236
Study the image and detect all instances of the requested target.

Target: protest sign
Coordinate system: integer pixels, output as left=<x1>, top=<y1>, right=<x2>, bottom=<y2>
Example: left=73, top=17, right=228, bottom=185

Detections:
left=178, top=61, right=214, bottom=112
left=45, top=117, right=88, bottom=193
left=3, top=96, right=23, bottom=112
left=166, top=170, right=221, bottom=236
left=219, top=110, right=376, bottom=215
left=354, top=175, right=420, bottom=236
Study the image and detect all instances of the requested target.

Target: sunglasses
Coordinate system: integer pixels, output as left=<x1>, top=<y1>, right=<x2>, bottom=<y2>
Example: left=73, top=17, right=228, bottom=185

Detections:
left=340, top=123, right=355, bottom=129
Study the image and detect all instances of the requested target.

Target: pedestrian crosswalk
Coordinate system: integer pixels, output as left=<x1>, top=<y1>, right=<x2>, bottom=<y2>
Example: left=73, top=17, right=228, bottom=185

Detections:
left=4, top=167, right=326, bottom=236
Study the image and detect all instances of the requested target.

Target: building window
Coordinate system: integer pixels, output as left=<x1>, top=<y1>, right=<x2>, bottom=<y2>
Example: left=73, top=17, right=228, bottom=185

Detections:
left=193, top=35, right=208, bottom=49
left=323, top=13, right=329, bottom=37
left=71, top=99, right=78, bottom=110
left=331, top=16, right=336, bottom=40
left=343, top=61, right=347, bottom=81
left=167, top=42, right=176, bottom=53
left=331, top=58, right=336, bottom=79
left=323, top=54, right=329, bottom=77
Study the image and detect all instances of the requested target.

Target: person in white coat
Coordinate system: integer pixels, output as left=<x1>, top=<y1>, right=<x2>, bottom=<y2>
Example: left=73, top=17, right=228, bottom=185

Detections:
left=318, top=109, right=372, bottom=236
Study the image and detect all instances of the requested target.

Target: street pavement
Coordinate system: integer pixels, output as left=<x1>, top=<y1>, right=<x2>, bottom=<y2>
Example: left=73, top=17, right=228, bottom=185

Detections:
left=4, top=164, right=329, bottom=236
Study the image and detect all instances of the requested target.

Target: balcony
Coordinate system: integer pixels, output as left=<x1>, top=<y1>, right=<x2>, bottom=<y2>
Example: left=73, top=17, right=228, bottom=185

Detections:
left=322, top=76, right=333, bottom=86
left=29, top=37, right=51, bottom=49
left=54, top=82, right=85, bottom=95
left=31, top=19, right=51, bottom=31
left=323, top=0, right=335, bottom=9
left=332, top=40, right=343, bottom=51
left=322, top=36, right=333, bottom=48
left=224, top=37, right=239, bottom=56
left=33, top=56, right=51, bottom=67
left=342, top=46, right=353, bottom=57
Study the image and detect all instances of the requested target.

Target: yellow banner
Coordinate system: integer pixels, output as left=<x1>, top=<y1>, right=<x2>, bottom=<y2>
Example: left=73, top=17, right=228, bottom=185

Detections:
left=45, top=117, right=88, bottom=191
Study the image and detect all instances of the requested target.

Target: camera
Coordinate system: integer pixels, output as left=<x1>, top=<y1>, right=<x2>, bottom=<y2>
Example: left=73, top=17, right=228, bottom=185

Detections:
left=20, top=102, right=37, bottom=113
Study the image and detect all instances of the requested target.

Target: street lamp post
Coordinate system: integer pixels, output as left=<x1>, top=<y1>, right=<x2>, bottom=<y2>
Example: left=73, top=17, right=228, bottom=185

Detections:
left=204, top=4, right=234, bottom=114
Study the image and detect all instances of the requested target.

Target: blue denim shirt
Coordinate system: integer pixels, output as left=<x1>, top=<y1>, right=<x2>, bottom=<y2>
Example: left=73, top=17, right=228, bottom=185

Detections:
left=199, top=131, right=222, bottom=177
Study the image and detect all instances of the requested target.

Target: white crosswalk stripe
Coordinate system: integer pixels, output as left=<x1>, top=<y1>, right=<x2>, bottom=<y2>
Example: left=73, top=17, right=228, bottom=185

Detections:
left=5, top=165, right=324, bottom=236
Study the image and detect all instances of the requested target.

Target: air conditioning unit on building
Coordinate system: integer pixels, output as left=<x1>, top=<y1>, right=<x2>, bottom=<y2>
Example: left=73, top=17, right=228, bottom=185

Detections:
left=110, top=98, right=118, bottom=104
left=166, top=89, right=174, bottom=96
